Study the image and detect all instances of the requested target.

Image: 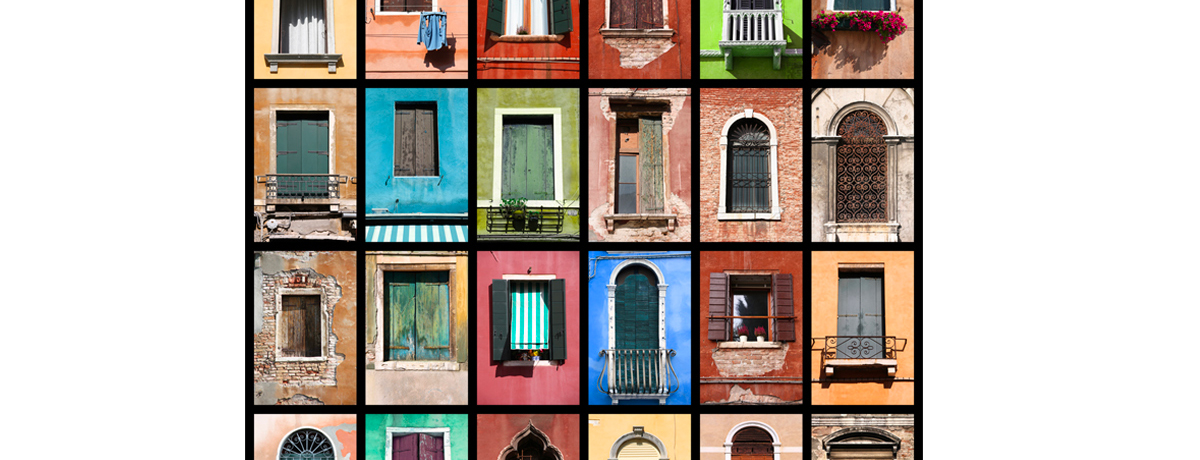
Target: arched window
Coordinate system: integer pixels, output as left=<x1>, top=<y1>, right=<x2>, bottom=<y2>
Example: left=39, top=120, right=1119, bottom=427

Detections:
left=499, top=421, right=564, bottom=460
left=727, top=119, right=772, bottom=213
left=835, top=110, right=888, bottom=223
left=821, top=428, right=901, bottom=459
left=613, top=264, right=661, bottom=392
left=722, top=422, right=781, bottom=460
left=279, top=428, right=335, bottom=460
left=607, top=428, right=669, bottom=460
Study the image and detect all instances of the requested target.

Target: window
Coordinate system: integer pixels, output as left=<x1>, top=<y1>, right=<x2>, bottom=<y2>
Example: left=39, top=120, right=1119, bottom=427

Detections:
left=608, top=428, right=669, bottom=460
left=835, top=110, right=888, bottom=223
left=384, top=271, right=452, bottom=361
left=500, top=422, right=564, bottom=460
left=275, top=111, right=331, bottom=199
left=484, top=0, right=573, bottom=36
left=837, top=272, right=884, bottom=358
left=724, top=422, right=781, bottom=460
left=821, top=429, right=900, bottom=459
left=279, top=295, right=322, bottom=358
left=394, top=103, right=439, bottom=177
left=377, top=0, right=435, bottom=14
left=266, top=0, right=341, bottom=72
left=610, top=0, right=663, bottom=29
left=707, top=273, right=794, bottom=342
left=732, top=0, right=772, bottom=9
left=278, top=428, right=335, bottom=460
left=490, top=108, right=564, bottom=207
left=386, top=428, right=452, bottom=460
left=614, top=118, right=664, bottom=214
left=825, top=0, right=897, bottom=12
left=718, top=110, right=780, bottom=220
left=490, top=277, right=567, bottom=362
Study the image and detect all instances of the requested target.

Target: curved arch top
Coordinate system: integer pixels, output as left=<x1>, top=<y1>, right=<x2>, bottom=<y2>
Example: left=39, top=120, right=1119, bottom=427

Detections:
left=724, top=421, right=781, bottom=445
left=608, top=258, right=667, bottom=288
left=821, top=427, right=901, bottom=452
left=608, top=430, right=670, bottom=460
left=720, top=110, right=778, bottom=146
left=498, top=421, right=564, bottom=460
left=276, top=426, right=336, bottom=460
left=828, top=101, right=897, bottom=137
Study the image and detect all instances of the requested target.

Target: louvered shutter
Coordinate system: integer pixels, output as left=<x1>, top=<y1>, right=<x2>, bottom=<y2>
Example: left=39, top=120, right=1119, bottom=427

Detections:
left=549, top=278, right=567, bottom=360
left=611, top=0, right=632, bottom=28
left=772, top=274, right=795, bottom=341
left=859, top=277, right=883, bottom=358
left=491, top=280, right=510, bottom=361
left=837, top=276, right=884, bottom=358
left=414, top=108, right=437, bottom=176
left=643, top=0, right=663, bottom=28
left=639, top=118, right=664, bottom=213
left=549, top=0, right=572, bottom=34
left=395, top=108, right=415, bottom=176
left=708, top=273, right=729, bottom=341
left=617, top=439, right=660, bottom=460
left=486, top=0, right=504, bottom=35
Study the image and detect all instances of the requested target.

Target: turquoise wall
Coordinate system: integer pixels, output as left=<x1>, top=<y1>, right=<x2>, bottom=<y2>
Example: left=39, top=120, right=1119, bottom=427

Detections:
left=364, top=414, right=468, bottom=460
left=366, top=88, right=469, bottom=214
left=699, top=0, right=803, bottom=79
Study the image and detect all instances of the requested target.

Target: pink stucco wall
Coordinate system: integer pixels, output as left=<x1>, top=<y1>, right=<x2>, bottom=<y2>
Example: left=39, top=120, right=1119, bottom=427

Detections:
left=475, top=251, right=581, bottom=405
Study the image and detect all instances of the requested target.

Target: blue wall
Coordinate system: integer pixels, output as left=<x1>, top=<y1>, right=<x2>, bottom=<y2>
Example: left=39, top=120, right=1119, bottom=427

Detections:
left=587, top=251, right=692, bottom=405
left=366, top=88, right=469, bottom=214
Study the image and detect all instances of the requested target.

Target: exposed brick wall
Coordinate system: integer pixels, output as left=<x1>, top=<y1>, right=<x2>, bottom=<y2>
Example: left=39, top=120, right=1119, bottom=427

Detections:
left=712, top=344, right=789, bottom=376
left=255, top=268, right=343, bottom=387
left=602, top=37, right=677, bottom=69
left=700, top=88, right=803, bottom=242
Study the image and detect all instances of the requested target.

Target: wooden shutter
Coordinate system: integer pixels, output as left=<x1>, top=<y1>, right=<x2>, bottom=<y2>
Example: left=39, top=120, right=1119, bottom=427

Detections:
left=386, top=272, right=416, bottom=361
left=837, top=0, right=889, bottom=10
left=415, top=271, right=452, bottom=361
left=772, top=274, right=795, bottom=341
left=549, top=0, right=572, bottom=34
left=486, top=0, right=504, bottom=34
left=418, top=434, right=444, bottom=460
left=638, top=117, right=664, bottom=213
left=502, top=119, right=554, bottom=200
left=611, top=0, right=633, bottom=28
left=549, top=278, right=567, bottom=361
left=395, top=108, right=415, bottom=176
left=281, top=295, right=321, bottom=357
left=415, top=108, right=437, bottom=176
left=617, top=439, right=660, bottom=460
left=708, top=273, right=729, bottom=341
left=491, top=280, right=511, bottom=361
left=394, top=433, right=419, bottom=460
left=643, top=0, right=663, bottom=28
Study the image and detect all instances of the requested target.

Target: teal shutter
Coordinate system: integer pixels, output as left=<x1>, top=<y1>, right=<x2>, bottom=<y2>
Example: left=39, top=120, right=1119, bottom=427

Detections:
left=414, top=271, right=451, bottom=361
left=615, top=273, right=659, bottom=393
left=486, top=0, right=504, bottom=35
left=549, top=279, right=567, bottom=361
left=386, top=272, right=416, bottom=361
left=772, top=274, right=795, bottom=341
left=550, top=0, right=572, bottom=34
left=491, top=280, right=510, bottom=361
left=501, top=120, right=554, bottom=200
left=708, top=273, right=729, bottom=340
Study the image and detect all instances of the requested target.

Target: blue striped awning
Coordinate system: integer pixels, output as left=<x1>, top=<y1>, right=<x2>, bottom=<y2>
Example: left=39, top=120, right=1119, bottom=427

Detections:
left=365, top=225, right=468, bottom=243
left=510, top=281, right=549, bottom=350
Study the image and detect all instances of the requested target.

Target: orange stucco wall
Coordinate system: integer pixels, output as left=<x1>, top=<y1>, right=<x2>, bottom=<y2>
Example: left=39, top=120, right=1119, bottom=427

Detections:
left=253, top=0, right=358, bottom=79
left=364, top=0, right=470, bottom=78
left=252, top=88, right=357, bottom=211
left=810, top=0, right=915, bottom=79
left=475, top=0, right=581, bottom=79
left=810, top=251, right=914, bottom=405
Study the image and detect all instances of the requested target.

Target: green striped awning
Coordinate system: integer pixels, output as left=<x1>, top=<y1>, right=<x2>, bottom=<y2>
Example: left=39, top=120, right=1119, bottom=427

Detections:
left=510, top=281, right=549, bottom=350
left=366, top=225, right=467, bottom=243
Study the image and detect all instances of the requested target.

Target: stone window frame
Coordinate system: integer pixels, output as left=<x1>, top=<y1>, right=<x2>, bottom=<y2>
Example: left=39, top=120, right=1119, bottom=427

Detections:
left=373, top=261, right=460, bottom=371
left=606, top=259, right=668, bottom=351
left=498, top=421, right=565, bottom=460
left=275, top=288, right=332, bottom=362
left=385, top=427, right=453, bottom=460
left=724, top=421, right=782, bottom=460
left=265, top=0, right=343, bottom=73
left=820, top=427, right=901, bottom=458
left=375, top=0, right=440, bottom=16
left=603, top=98, right=677, bottom=232
left=487, top=108, right=565, bottom=208
left=718, top=109, right=782, bottom=221
left=824, top=0, right=898, bottom=13
left=276, top=426, right=337, bottom=460
left=598, top=0, right=675, bottom=38
left=716, top=269, right=783, bottom=348
left=817, top=101, right=903, bottom=242
left=608, top=427, right=669, bottom=460
left=499, top=274, right=563, bottom=367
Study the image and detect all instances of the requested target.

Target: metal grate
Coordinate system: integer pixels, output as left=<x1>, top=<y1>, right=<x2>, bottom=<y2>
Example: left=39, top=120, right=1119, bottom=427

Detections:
left=597, top=348, right=679, bottom=397
left=485, top=207, right=565, bottom=234
left=727, top=120, right=771, bottom=213
left=836, top=110, right=888, bottom=222
left=260, top=174, right=346, bottom=202
left=280, top=429, right=335, bottom=460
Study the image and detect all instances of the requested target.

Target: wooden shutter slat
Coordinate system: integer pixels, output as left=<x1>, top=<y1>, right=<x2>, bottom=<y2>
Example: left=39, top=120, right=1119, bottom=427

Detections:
left=644, top=0, right=663, bottom=28
left=638, top=118, right=664, bottom=213
left=491, top=280, right=510, bottom=361
left=549, top=0, right=572, bottom=34
left=612, top=0, right=633, bottom=28
left=386, top=272, right=416, bottom=361
left=772, top=274, right=795, bottom=342
left=708, top=273, right=729, bottom=341
left=396, top=109, right=416, bottom=176
left=549, top=278, right=567, bottom=360
left=415, top=271, right=451, bottom=361
left=415, top=109, right=437, bottom=176
left=486, top=0, right=505, bottom=35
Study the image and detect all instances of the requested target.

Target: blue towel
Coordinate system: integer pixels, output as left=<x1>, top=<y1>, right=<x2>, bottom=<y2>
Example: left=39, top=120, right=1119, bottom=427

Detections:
left=417, top=12, right=447, bottom=51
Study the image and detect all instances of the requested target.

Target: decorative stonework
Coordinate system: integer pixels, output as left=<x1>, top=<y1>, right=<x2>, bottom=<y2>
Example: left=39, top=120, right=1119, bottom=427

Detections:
left=255, top=268, right=343, bottom=386
left=811, top=415, right=914, bottom=460
left=498, top=421, right=564, bottom=460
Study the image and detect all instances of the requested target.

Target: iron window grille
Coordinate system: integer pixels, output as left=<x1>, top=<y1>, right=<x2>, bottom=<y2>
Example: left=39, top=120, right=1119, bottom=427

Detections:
left=280, top=429, right=335, bottom=460
left=726, top=119, right=772, bottom=213
left=836, top=110, right=888, bottom=223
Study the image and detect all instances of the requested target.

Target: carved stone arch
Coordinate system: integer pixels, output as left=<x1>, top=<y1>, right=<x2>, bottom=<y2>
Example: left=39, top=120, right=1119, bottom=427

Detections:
left=498, top=421, right=564, bottom=460
left=606, top=258, right=668, bottom=353
left=608, top=258, right=666, bottom=287
left=723, top=421, right=782, bottom=460
left=276, top=426, right=336, bottom=460
left=828, top=102, right=896, bottom=137
left=820, top=427, right=901, bottom=456
left=608, top=429, right=670, bottom=460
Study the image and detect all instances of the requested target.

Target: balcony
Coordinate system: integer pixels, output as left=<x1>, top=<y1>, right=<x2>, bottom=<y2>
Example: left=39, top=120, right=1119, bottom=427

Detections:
left=258, top=174, right=349, bottom=207
left=484, top=206, right=566, bottom=234
left=811, top=335, right=907, bottom=377
left=597, top=348, right=680, bottom=405
left=718, top=0, right=786, bottom=70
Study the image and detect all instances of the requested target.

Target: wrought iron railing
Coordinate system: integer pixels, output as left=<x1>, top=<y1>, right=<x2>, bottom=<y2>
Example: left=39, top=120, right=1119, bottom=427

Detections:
left=258, top=174, right=348, bottom=202
left=596, top=348, right=679, bottom=404
left=811, top=335, right=907, bottom=367
left=485, top=206, right=565, bottom=233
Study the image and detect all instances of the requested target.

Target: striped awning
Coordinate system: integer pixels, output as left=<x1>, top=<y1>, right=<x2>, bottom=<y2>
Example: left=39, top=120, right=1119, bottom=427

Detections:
left=365, top=225, right=467, bottom=243
left=510, top=281, right=549, bottom=350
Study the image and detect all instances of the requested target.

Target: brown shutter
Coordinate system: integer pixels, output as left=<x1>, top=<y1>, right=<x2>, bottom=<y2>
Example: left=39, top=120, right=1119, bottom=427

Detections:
left=395, top=108, right=415, bottom=176
left=772, top=274, right=795, bottom=342
left=708, top=273, right=730, bottom=341
left=414, top=108, right=437, bottom=176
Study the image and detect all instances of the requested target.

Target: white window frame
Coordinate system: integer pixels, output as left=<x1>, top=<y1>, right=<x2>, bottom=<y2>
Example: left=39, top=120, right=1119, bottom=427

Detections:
left=385, top=427, right=453, bottom=460
left=488, top=108, right=564, bottom=208
left=376, top=0, right=439, bottom=15
left=718, top=109, right=781, bottom=221
left=373, top=261, right=460, bottom=371
left=274, top=288, right=329, bottom=362
left=824, top=0, right=897, bottom=12
left=267, top=0, right=341, bottom=73
left=277, top=426, right=337, bottom=460
left=723, top=421, right=782, bottom=460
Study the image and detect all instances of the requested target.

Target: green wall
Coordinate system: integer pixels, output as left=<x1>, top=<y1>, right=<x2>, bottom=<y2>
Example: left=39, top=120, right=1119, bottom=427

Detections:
left=476, top=88, right=581, bottom=236
left=365, top=414, right=468, bottom=460
left=699, top=0, right=803, bottom=79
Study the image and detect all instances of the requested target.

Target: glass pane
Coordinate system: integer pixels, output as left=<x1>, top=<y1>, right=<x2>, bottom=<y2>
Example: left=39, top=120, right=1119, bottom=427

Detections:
left=732, top=290, right=768, bottom=337
left=618, top=184, right=637, bottom=213
left=619, top=155, right=637, bottom=182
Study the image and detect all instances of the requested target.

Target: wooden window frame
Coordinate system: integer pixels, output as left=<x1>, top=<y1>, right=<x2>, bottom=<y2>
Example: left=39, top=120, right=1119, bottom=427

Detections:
left=376, top=0, right=438, bottom=15
left=709, top=272, right=795, bottom=343
left=602, top=0, right=671, bottom=32
left=385, top=428, right=452, bottom=460
left=616, top=153, right=639, bottom=213
left=717, top=109, right=781, bottom=221
left=728, top=275, right=774, bottom=341
left=488, top=108, right=564, bottom=208
left=374, top=263, right=458, bottom=370
left=393, top=102, right=439, bottom=178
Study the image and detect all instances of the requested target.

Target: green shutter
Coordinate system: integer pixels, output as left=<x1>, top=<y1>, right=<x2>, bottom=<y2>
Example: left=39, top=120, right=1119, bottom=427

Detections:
left=486, top=0, right=504, bottom=35
left=550, top=0, right=572, bottom=34
left=414, top=271, right=451, bottom=361
left=708, top=273, right=729, bottom=341
left=616, top=273, right=657, bottom=349
left=386, top=272, right=416, bottom=361
left=772, top=274, right=795, bottom=342
left=502, top=120, right=554, bottom=200
left=549, top=279, right=567, bottom=361
left=491, top=280, right=510, bottom=361
left=638, top=118, right=664, bottom=213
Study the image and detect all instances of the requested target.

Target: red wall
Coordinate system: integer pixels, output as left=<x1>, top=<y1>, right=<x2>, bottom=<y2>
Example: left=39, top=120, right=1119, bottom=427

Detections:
left=476, top=0, right=581, bottom=79
left=477, top=414, right=580, bottom=460
left=699, top=251, right=805, bottom=403
left=586, top=1, right=691, bottom=78
left=476, top=251, right=581, bottom=405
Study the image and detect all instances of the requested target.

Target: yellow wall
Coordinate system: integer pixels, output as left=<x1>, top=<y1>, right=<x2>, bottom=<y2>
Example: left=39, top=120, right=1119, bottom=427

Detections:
left=588, top=414, right=691, bottom=460
left=254, top=0, right=358, bottom=79
left=811, top=251, right=915, bottom=405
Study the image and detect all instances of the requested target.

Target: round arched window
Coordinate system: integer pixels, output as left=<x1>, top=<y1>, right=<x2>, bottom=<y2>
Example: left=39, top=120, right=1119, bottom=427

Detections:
left=727, top=118, right=772, bottom=213
left=279, top=428, right=334, bottom=460
left=731, top=427, right=773, bottom=460
left=835, top=110, right=888, bottom=223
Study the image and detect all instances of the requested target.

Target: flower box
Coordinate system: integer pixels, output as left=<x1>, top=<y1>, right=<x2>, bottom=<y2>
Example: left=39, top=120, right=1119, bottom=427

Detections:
left=811, top=10, right=907, bottom=43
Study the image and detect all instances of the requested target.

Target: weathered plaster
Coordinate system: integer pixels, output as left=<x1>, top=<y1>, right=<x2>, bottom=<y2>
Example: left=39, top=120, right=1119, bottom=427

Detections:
left=365, top=89, right=469, bottom=214
left=365, top=414, right=469, bottom=460
left=253, top=414, right=357, bottom=460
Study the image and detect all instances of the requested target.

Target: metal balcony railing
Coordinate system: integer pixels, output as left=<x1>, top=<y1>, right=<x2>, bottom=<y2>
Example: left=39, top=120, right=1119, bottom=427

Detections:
left=597, top=348, right=679, bottom=405
left=258, top=174, right=348, bottom=203
left=485, top=206, right=565, bottom=234
left=718, top=0, right=786, bottom=70
left=811, top=335, right=907, bottom=367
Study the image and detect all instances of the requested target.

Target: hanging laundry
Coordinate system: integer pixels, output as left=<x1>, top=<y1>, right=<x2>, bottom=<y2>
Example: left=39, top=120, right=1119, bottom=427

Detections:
left=417, top=12, right=447, bottom=51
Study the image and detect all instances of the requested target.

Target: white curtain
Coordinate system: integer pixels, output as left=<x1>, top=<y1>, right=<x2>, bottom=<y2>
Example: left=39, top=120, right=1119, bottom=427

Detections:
left=282, top=0, right=326, bottom=54
left=504, top=0, right=523, bottom=35
left=530, top=0, right=547, bottom=35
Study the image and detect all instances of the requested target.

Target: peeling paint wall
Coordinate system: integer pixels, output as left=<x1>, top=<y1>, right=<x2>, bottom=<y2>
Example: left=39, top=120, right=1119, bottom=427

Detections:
left=365, top=88, right=469, bottom=215
left=587, top=414, right=691, bottom=460
left=254, top=251, right=357, bottom=405
left=364, top=414, right=469, bottom=460
left=477, top=414, right=580, bottom=460
left=365, top=0, right=469, bottom=78
left=700, top=414, right=805, bottom=460
left=587, top=2, right=691, bottom=78
left=254, top=414, right=357, bottom=460
left=810, top=0, right=914, bottom=79
left=253, top=88, right=358, bottom=209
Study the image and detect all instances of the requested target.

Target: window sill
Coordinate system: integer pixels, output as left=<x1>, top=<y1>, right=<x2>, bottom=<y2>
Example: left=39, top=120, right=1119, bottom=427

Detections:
left=501, top=360, right=561, bottom=367
left=603, top=213, right=677, bottom=232
left=599, top=28, right=675, bottom=38
left=490, top=33, right=564, bottom=43
left=276, top=356, right=327, bottom=362
left=375, top=361, right=461, bottom=371
left=822, top=222, right=900, bottom=242
left=717, top=210, right=782, bottom=221
left=265, top=53, right=342, bottom=73
left=823, top=358, right=897, bottom=377
left=718, top=341, right=782, bottom=349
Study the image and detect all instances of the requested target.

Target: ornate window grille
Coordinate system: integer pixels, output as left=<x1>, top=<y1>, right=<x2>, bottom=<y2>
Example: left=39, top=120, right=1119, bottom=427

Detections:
left=726, top=119, right=771, bottom=213
left=280, top=429, right=335, bottom=460
left=836, top=110, right=888, bottom=223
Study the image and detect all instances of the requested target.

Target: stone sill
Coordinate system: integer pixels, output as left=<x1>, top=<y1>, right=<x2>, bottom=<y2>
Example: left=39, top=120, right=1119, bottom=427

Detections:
left=375, top=361, right=461, bottom=371
left=501, top=360, right=561, bottom=367
left=490, top=33, right=564, bottom=43
left=718, top=341, right=782, bottom=349
left=717, top=211, right=781, bottom=221
left=264, top=53, right=342, bottom=73
left=604, top=213, right=677, bottom=231
left=599, top=28, right=675, bottom=38
left=823, top=358, right=896, bottom=377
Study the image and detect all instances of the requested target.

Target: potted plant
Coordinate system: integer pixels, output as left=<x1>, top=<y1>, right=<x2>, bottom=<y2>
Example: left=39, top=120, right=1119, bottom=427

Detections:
left=754, top=326, right=767, bottom=342
left=517, top=26, right=529, bottom=35
left=501, top=197, right=528, bottom=231
left=736, top=325, right=749, bottom=342
left=531, top=350, right=540, bottom=362
left=527, top=209, right=541, bottom=232
left=811, top=10, right=907, bottom=43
